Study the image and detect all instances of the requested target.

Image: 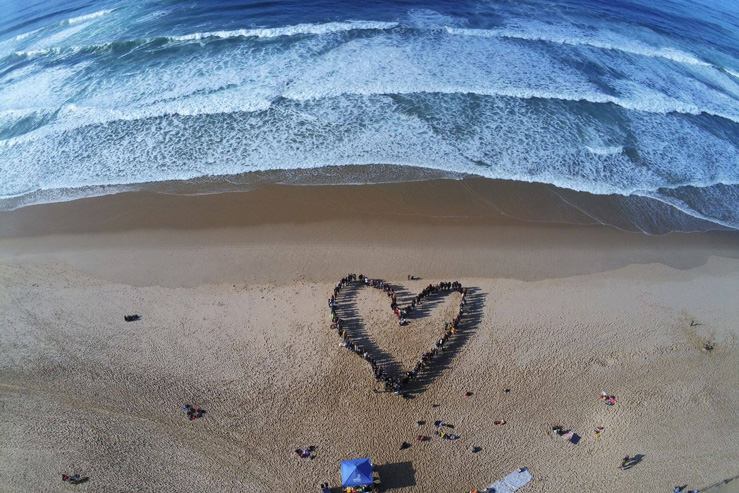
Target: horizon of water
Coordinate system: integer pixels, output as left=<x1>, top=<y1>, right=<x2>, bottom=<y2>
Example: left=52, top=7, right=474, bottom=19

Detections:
left=0, top=0, right=738, bottom=233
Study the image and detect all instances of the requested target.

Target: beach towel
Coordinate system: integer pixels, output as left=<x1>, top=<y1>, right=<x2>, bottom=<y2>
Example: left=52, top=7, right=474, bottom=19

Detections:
left=560, top=430, right=580, bottom=444
left=487, top=467, right=533, bottom=493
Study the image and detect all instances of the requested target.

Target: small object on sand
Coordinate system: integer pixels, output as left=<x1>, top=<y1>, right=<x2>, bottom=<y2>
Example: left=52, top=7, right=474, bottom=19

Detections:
left=295, top=448, right=311, bottom=458
left=494, top=420, right=507, bottom=426
left=704, top=343, right=714, bottom=351
left=183, top=405, right=205, bottom=420
left=600, top=392, right=616, bottom=405
left=465, top=391, right=473, bottom=397
left=416, top=420, right=425, bottom=426
left=471, top=446, right=481, bottom=453
left=503, top=388, right=510, bottom=393
left=432, top=404, right=440, bottom=408
left=62, top=473, right=82, bottom=484
left=400, top=442, right=411, bottom=450
left=124, top=315, right=141, bottom=322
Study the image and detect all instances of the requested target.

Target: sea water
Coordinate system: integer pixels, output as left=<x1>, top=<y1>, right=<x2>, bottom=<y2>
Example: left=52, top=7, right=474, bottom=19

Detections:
left=0, top=0, right=737, bottom=232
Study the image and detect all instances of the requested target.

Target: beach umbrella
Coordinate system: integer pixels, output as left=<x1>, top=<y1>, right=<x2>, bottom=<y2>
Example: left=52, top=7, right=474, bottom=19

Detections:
left=341, top=458, right=373, bottom=487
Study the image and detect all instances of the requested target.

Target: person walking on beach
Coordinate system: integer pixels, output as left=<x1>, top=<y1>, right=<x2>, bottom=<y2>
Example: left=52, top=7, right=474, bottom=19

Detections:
left=619, top=455, right=630, bottom=470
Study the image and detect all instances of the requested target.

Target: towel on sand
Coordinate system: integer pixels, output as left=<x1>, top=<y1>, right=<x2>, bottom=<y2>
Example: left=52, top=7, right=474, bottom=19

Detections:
left=487, top=467, right=533, bottom=493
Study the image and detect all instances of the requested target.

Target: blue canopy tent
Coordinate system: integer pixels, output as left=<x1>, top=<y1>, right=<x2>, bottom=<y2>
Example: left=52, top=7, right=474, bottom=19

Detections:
left=341, top=458, right=373, bottom=488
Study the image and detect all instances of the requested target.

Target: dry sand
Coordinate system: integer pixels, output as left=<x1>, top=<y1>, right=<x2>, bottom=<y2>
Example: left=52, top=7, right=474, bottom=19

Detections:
left=1, top=180, right=738, bottom=492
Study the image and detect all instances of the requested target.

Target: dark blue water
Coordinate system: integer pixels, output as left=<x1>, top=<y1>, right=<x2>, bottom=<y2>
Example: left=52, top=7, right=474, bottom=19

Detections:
left=0, top=0, right=737, bottom=231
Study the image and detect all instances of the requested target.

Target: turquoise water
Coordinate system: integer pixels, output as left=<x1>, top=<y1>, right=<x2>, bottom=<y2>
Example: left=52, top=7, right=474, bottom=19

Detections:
left=0, top=0, right=737, bottom=231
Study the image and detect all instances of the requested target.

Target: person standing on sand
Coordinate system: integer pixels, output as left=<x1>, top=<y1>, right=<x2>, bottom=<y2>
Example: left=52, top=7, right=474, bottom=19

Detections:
left=619, top=455, right=630, bottom=470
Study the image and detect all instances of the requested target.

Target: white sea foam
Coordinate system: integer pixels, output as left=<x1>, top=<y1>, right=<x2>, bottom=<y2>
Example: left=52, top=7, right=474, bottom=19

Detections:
left=168, top=20, right=398, bottom=42
left=0, top=65, right=86, bottom=114
left=5, top=20, right=398, bottom=59
left=19, top=21, right=95, bottom=53
left=66, top=9, right=114, bottom=25
left=13, top=28, right=43, bottom=41
left=3, top=26, right=739, bottom=151
left=1, top=91, right=734, bottom=196
left=9, top=46, right=65, bottom=58
left=1, top=92, right=736, bottom=229
left=586, top=146, right=624, bottom=156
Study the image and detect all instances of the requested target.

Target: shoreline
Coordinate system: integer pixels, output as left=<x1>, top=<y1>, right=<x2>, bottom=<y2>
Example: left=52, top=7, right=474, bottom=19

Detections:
left=0, top=179, right=738, bottom=287
left=1, top=174, right=733, bottom=235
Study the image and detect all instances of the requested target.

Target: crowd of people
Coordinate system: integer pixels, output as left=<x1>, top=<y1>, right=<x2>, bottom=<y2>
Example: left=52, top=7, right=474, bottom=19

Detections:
left=329, top=274, right=469, bottom=393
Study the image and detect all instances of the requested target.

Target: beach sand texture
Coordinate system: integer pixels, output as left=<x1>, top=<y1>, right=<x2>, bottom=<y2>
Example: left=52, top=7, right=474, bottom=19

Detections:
left=1, top=182, right=738, bottom=492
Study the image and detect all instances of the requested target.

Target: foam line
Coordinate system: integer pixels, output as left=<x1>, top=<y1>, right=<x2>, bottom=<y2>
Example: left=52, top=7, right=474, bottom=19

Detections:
left=168, top=20, right=399, bottom=41
left=283, top=86, right=739, bottom=125
left=5, top=20, right=399, bottom=59
left=65, top=9, right=114, bottom=25
left=1, top=83, right=737, bottom=149
left=444, top=26, right=712, bottom=67
left=13, top=28, right=43, bottom=41
left=4, top=18, right=721, bottom=77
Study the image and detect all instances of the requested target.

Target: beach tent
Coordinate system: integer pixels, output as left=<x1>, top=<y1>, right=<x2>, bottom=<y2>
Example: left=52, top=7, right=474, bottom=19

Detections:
left=487, top=467, right=533, bottom=493
left=341, top=458, right=373, bottom=487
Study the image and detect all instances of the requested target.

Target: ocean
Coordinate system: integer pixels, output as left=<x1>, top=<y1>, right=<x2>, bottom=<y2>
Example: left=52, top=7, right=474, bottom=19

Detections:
left=0, top=0, right=737, bottom=233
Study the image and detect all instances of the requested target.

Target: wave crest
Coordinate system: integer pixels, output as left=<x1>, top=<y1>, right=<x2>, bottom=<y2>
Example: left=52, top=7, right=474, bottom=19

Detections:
left=444, top=26, right=711, bottom=67
left=65, top=9, right=114, bottom=25
left=168, top=20, right=398, bottom=42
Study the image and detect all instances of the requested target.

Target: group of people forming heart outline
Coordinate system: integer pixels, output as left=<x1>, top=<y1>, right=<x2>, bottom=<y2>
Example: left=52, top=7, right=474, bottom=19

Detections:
left=329, top=274, right=468, bottom=394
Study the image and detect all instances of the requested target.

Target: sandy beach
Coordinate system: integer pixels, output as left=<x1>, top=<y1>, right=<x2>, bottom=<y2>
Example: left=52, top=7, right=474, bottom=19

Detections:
left=1, top=179, right=738, bottom=492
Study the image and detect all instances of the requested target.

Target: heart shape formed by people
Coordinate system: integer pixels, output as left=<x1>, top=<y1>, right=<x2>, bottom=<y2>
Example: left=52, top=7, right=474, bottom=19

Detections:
left=329, top=275, right=474, bottom=394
